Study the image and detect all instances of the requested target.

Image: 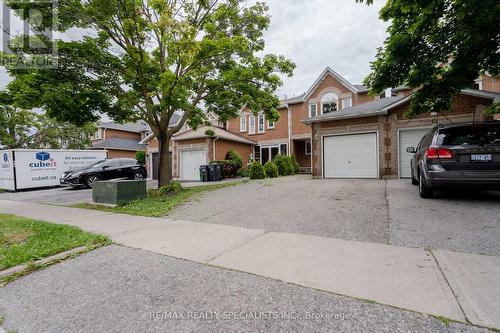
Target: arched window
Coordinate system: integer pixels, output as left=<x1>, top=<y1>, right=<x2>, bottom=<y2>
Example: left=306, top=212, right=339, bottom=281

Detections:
left=321, top=92, right=338, bottom=114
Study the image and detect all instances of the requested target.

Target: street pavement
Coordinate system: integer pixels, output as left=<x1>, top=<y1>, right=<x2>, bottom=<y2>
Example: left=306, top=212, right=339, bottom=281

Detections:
left=0, top=245, right=490, bottom=333
left=1, top=199, right=499, bottom=330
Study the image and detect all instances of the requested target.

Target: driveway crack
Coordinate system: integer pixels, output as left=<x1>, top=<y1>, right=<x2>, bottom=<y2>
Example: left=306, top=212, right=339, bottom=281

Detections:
left=383, top=179, right=390, bottom=244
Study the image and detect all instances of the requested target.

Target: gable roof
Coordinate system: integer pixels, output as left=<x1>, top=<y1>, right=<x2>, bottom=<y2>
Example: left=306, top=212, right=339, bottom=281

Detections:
left=279, top=67, right=369, bottom=107
left=138, top=113, right=184, bottom=144
left=304, top=89, right=500, bottom=124
left=173, top=126, right=256, bottom=145
left=91, top=137, right=146, bottom=151
left=98, top=120, right=148, bottom=133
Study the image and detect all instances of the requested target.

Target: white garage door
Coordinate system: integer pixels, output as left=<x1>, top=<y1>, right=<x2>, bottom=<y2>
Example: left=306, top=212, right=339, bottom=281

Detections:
left=323, top=133, right=378, bottom=178
left=399, top=128, right=430, bottom=178
left=180, top=150, right=206, bottom=181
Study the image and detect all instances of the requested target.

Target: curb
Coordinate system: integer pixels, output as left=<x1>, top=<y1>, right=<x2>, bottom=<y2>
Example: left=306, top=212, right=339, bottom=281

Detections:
left=0, top=246, right=89, bottom=278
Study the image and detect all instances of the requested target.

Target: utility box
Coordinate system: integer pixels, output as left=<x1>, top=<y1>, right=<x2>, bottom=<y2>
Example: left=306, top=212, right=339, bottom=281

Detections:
left=92, top=180, right=146, bottom=205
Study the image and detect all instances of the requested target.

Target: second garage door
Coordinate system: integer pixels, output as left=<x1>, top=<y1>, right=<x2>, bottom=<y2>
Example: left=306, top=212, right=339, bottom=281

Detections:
left=323, top=133, right=378, bottom=178
left=399, top=128, right=430, bottom=178
left=180, top=149, right=206, bottom=181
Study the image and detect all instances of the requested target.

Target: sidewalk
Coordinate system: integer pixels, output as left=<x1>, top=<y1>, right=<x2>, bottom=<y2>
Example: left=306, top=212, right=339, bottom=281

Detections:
left=1, top=199, right=499, bottom=330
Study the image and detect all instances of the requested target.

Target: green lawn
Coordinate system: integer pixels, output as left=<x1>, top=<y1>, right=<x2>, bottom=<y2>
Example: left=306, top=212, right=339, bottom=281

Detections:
left=73, top=180, right=247, bottom=217
left=0, top=214, right=110, bottom=271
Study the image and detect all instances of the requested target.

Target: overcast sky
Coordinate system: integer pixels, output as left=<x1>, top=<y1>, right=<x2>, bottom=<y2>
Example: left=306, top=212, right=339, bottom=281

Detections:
left=0, top=0, right=388, bottom=99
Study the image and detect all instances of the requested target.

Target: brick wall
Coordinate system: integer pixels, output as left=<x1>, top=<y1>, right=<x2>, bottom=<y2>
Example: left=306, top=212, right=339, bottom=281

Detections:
left=215, top=139, right=253, bottom=166
left=104, top=129, right=141, bottom=141
left=171, top=138, right=209, bottom=179
left=311, top=94, right=493, bottom=178
left=226, top=108, right=289, bottom=143
left=481, top=75, right=500, bottom=93
left=106, top=149, right=138, bottom=159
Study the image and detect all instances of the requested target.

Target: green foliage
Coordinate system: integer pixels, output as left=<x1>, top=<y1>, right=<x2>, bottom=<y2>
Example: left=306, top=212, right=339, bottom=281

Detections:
left=274, top=154, right=295, bottom=176
left=2, top=0, right=296, bottom=185
left=135, top=151, right=146, bottom=165
left=73, top=181, right=247, bottom=217
left=226, top=149, right=243, bottom=170
left=237, top=167, right=249, bottom=178
left=264, top=160, right=279, bottom=178
left=204, top=129, right=216, bottom=137
left=249, top=161, right=266, bottom=179
left=291, top=156, right=300, bottom=174
left=0, top=214, right=109, bottom=270
left=158, top=181, right=182, bottom=196
left=0, top=98, right=96, bottom=149
left=358, top=0, right=500, bottom=116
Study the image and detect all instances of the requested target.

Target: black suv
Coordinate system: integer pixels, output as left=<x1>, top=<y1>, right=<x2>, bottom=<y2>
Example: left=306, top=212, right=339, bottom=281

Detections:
left=60, top=158, right=147, bottom=188
left=406, top=121, right=500, bottom=198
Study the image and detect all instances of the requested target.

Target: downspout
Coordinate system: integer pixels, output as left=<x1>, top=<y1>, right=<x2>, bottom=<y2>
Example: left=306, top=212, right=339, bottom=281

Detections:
left=213, top=136, right=220, bottom=161
left=287, top=104, right=292, bottom=156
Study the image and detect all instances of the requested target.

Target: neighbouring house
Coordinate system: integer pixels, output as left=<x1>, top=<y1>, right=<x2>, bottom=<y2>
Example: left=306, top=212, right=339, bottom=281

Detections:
left=91, top=121, right=148, bottom=159
left=305, top=89, right=500, bottom=179
left=224, top=67, right=376, bottom=173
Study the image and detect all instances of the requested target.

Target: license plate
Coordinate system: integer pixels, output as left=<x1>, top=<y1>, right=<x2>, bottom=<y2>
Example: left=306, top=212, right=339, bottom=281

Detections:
left=470, top=154, right=492, bottom=162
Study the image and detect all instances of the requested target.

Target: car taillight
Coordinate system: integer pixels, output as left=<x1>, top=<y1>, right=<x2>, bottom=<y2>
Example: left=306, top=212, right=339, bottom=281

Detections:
left=425, top=147, right=453, bottom=159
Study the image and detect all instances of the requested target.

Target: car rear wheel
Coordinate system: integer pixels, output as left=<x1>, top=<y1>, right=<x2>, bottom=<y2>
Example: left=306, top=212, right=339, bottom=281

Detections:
left=419, top=172, right=433, bottom=198
left=133, top=171, right=145, bottom=180
left=85, top=175, right=100, bottom=188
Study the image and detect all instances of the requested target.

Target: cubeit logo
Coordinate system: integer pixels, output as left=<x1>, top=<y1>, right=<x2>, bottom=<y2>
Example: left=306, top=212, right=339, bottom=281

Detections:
left=2, top=153, right=7, bottom=162
left=29, top=152, right=57, bottom=168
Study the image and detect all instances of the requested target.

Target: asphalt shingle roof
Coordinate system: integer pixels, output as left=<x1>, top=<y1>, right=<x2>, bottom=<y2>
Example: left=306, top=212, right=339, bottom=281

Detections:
left=98, top=121, right=148, bottom=133
left=91, top=137, right=146, bottom=151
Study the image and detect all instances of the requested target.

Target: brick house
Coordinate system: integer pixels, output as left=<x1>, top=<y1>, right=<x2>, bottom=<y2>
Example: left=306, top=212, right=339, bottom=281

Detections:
left=225, top=67, right=376, bottom=173
left=91, top=121, right=148, bottom=159
left=304, top=89, right=500, bottom=179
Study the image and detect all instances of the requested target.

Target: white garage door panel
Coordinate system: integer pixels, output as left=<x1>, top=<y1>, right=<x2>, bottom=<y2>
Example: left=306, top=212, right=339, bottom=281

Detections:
left=399, top=129, right=429, bottom=178
left=324, top=133, right=378, bottom=178
left=181, top=150, right=206, bottom=181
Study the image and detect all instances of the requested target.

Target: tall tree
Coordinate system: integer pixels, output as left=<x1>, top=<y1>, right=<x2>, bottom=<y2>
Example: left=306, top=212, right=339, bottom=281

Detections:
left=2, top=0, right=295, bottom=186
left=0, top=92, right=96, bottom=149
left=357, top=0, right=500, bottom=116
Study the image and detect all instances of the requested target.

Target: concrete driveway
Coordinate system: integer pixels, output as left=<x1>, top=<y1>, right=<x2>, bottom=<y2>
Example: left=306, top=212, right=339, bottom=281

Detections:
left=169, top=175, right=500, bottom=256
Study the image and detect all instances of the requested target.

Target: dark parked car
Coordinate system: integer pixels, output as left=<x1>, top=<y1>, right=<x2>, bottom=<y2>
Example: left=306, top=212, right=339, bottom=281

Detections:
left=60, top=158, right=147, bottom=188
left=406, top=121, right=500, bottom=198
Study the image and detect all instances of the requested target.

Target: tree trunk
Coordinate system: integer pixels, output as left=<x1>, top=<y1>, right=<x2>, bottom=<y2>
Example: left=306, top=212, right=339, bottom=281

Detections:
left=157, top=133, right=172, bottom=188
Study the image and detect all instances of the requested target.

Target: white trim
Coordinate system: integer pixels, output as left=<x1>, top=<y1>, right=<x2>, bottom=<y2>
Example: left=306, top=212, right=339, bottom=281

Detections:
left=320, top=91, right=339, bottom=115
left=248, top=114, right=256, bottom=134
left=240, top=115, right=247, bottom=132
left=321, top=131, right=379, bottom=179
left=179, top=147, right=208, bottom=181
left=257, top=114, right=265, bottom=133
left=302, top=67, right=365, bottom=102
left=308, top=103, right=317, bottom=118
left=341, top=97, right=352, bottom=109
left=397, top=126, right=433, bottom=179
left=305, top=140, right=312, bottom=155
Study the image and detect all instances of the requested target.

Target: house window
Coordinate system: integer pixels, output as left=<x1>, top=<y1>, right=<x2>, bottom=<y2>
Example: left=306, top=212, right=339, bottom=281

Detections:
left=321, top=92, right=338, bottom=114
left=305, top=141, right=311, bottom=155
left=254, top=146, right=260, bottom=161
left=248, top=115, right=255, bottom=134
left=280, top=143, right=288, bottom=156
left=258, top=114, right=265, bottom=133
left=94, top=130, right=101, bottom=140
left=341, top=97, right=352, bottom=109
left=309, top=103, right=317, bottom=118
left=268, top=120, right=275, bottom=129
left=240, top=116, right=247, bottom=132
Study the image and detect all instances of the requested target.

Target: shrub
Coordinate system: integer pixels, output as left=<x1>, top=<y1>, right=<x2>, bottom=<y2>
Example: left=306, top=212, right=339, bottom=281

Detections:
left=291, top=156, right=300, bottom=174
left=248, top=161, right=266, bottom=179
left=274, top=154, right=294, bottom=176
left=136, top=151, right=146, bottom=165
left=158, top=181, right=182, bottom=196
left=264, top=161, right=279, bottom=178
left=226, top=149, right=243, bottom=170
left=237, top=167, right=249, bottom=177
